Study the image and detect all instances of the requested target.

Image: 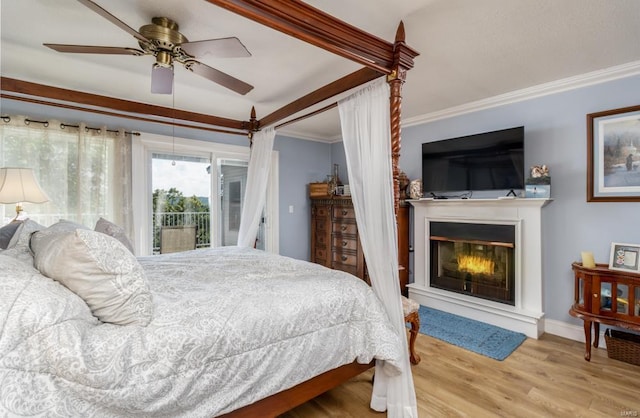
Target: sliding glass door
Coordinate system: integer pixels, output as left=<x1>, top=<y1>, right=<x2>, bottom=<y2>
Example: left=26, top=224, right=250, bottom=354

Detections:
left=132, top=134, right=276, bottom=255
left=151, top=153, right=212, bottom=254
left=218, top=159, right=265, bottom=250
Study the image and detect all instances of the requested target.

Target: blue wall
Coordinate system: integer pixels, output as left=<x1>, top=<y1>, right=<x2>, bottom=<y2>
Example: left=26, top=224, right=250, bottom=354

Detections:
left=275, top=135, right=332, bottom=260
left=333, top=73, right=640, bottom=325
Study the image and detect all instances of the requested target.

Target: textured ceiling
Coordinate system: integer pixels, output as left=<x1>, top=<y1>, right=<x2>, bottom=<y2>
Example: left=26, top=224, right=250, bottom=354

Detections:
left=2, top=0, right=640, bottom=141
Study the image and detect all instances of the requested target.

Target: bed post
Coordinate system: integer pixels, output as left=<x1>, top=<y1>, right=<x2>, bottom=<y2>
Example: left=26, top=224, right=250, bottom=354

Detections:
left=387, top=22, right=419, bottom=214
left=247, top=106, right=259, bottom=147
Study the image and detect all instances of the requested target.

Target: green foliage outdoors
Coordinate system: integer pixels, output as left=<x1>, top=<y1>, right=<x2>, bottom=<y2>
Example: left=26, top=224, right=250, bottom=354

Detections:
left=153, top=188, right=210, bottom=249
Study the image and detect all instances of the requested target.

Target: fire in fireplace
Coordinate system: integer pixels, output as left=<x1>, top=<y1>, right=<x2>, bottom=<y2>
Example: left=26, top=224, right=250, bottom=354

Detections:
left=429, top=221, right=516, bottom=305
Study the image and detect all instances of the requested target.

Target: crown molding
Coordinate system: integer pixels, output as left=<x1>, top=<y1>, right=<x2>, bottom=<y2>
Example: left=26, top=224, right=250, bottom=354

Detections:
left=403, top=60, right=640, bottom=127
left=277, top=127, right=338, bottom=143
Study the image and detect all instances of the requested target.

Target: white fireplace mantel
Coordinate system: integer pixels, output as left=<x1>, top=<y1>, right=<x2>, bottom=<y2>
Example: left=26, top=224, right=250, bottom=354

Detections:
left=408, top=198, right=552, bottom=338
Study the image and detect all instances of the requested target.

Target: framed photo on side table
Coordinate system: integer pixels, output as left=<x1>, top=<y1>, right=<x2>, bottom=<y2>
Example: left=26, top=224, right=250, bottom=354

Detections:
left=609, top=242, right=640, bottom=273
left=587, top=104, right=640, bottom=202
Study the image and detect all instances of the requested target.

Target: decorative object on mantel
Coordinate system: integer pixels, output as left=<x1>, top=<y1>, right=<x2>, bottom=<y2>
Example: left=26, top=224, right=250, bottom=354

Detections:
left=409, top=179, right=423, bottom=200
left=587, top=104, right=640, bottom=202
left=398, top=170, right=410, bottom=200
left=608, top=242, right=640, bottom=273
left=525, top=164, right=551, bottom=198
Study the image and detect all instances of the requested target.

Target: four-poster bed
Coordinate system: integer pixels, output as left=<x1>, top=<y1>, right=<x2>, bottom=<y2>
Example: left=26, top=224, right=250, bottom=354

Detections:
left=0, top=1, right=418, bottom=416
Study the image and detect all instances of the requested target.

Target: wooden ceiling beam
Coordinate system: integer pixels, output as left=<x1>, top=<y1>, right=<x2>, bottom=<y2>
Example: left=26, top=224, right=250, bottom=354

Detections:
left=205, top=0, right=402, bottom=74
left=259, top=67, right=381, bottom=128
left=0, top=77, right=247, bottom=131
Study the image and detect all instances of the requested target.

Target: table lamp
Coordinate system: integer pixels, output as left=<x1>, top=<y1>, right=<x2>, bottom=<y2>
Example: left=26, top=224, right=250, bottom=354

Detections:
left=0, top=167, right=50, bottom=221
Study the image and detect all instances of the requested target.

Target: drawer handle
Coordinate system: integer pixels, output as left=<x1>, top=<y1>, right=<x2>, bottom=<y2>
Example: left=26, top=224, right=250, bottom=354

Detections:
left=341, top=225, right=347, bottom=231
left=342, top=240, right=348, bottom=247
left=593, top=294, right=598, bottom=298
left=341, top=255, right=348, bottom=262
left=342, top=210, right=348, bottom=216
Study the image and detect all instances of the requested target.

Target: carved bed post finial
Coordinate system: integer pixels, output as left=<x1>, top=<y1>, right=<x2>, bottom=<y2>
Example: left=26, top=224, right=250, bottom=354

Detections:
left=248, top=106, right=259, bottom=147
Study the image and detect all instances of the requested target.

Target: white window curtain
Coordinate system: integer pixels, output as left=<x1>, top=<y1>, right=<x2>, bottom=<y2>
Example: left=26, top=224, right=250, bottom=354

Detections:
left=338, top=79, right=417, bottom=417
left=237, top=126, right=276, bottom=248
left=0, top=115, right=133, bottom=238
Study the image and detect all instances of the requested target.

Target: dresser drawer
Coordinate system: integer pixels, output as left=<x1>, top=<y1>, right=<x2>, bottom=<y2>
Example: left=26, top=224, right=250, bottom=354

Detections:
left=315, top=248, right=329, bottom=261
left=332, top=222, right=357, bottom=235
left=316, top=233, right=329, bottom=246
left=332, top=251, right=358, bottom=267
left=332, top=236, right=357, bottom=251
left=333, top=206, right=355, bottom=219
left=315, top=206, right=330, bottom=217
left=316, top=219, right=330, bottom=232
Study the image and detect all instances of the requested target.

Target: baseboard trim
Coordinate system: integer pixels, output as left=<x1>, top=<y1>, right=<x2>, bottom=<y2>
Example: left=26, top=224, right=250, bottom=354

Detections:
left=543, top=318, right=606, bottom=349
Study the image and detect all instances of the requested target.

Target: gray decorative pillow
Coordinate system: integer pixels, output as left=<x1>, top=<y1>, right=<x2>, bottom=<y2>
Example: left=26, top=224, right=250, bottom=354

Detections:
left=32, top=228, right=153, bottom=326
left=94, top=217, right=134, bottom=254
left=0, top=220, right=23, bottom=249
left=3, top=219, right=45, bottom=264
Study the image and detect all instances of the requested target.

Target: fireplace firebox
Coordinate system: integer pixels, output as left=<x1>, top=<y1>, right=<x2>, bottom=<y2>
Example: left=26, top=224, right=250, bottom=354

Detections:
left=430, top=221, right=515, bottom=305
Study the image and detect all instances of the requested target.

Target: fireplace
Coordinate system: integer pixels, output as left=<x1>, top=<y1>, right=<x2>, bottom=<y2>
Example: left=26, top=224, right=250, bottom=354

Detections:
left=408, top=198, right=550, bottom=338
left=430, top=221, right=515, bottom=305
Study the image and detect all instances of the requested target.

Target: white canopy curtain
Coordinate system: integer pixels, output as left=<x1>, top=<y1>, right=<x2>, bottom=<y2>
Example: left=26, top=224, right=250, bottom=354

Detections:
left=0, top=115, right=132, bottom=238
left=237, top=126, right=276, bottom=248
left=338, top=79, right=418, bottom=417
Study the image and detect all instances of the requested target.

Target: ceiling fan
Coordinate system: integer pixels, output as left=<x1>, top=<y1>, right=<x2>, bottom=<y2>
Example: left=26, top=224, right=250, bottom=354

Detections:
left=44, top=0, right=254, bottom=95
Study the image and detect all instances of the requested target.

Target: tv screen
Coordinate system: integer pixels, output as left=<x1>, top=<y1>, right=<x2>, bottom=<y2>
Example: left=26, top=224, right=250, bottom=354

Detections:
left=422, top=126, right=525, bottom=194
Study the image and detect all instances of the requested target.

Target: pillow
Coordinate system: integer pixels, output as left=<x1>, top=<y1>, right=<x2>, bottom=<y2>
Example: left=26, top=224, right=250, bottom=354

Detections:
left=94, top=217, right=135, bottom=254
left=0, top=220, right=23, bottom=249
left=32, top=227, right=153, bottom=326
left=3, top=219, right=45, bottom=264
left=31, top=219, right=88, bottom=239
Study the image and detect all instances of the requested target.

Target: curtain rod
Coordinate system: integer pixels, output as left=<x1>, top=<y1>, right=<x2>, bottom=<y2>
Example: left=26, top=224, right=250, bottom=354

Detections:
left=1, top=94, right=248, bottom=137
left=275, top=102, right=338, bottom=130
left=1, top=115, right=140, bottom=136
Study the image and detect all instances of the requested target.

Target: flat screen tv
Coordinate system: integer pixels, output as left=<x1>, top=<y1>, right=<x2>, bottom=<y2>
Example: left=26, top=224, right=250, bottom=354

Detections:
left=422, top=126, right=525, bottom=195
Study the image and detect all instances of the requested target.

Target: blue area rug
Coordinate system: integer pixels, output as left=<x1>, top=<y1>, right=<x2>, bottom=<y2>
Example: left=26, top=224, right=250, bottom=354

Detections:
left=416, top=305, right=526, bottom=361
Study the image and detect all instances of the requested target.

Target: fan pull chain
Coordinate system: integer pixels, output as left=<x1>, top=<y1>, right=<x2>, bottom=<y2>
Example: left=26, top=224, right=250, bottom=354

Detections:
left=171, top=75, right=176, bottom=166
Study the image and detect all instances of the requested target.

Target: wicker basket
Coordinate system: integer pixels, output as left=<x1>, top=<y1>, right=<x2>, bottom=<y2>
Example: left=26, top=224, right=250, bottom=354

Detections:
left=604, top=329, right=640, bottom=366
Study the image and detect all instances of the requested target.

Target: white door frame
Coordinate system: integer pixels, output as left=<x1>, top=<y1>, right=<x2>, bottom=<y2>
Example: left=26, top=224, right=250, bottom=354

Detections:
left=132, top=133, right=279, bottom=255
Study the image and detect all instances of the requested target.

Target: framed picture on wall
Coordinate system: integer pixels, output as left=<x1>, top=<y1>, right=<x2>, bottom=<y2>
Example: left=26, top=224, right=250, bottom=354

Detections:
left=587, top=104, right=640, bottom=202
left=609, top=242, right=640, bottom=273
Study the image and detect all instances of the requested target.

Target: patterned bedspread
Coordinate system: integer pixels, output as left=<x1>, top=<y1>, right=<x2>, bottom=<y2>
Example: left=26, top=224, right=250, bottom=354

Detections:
left=0, top=247, right=402, bottom=417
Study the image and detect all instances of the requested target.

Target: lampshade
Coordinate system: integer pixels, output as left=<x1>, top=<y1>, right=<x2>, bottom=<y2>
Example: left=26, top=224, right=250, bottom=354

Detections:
left=0, top=167, right=50, bottom=204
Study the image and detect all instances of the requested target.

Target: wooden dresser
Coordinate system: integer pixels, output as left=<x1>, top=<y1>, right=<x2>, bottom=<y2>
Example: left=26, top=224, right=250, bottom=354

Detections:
left=310, top=195, right=410, bottom=295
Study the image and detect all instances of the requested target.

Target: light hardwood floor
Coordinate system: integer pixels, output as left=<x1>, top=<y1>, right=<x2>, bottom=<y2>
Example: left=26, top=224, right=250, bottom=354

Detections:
left=280, top=333, right=640, bottom=417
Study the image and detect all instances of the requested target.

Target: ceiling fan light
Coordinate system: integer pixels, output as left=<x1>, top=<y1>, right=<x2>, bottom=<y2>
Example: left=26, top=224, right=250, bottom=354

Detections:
left=156, top=50, right=173, bottom=67
left=151, top=64, right=173, bottom=94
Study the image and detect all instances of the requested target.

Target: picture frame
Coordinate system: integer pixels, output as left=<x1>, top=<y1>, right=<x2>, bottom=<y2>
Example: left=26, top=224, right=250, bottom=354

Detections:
left=587, top=104, right=640, bottom=202
left=608, top=242, right=640, bottom=273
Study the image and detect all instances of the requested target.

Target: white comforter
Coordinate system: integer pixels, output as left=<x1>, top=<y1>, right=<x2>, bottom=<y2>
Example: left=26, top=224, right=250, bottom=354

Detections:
left=0, top=247, right=402, bottom=417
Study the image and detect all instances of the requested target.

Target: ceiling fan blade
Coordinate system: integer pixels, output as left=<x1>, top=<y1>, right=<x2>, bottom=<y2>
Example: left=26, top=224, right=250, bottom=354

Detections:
left=151, top=64, right=174, bottom=94
left=77, top=0, right=149, bottom=43
left=185, top=61, right=253, bottom=95
left=181, top=37, right=251, bottom=59
left=44, top=44, right=144, bottom=55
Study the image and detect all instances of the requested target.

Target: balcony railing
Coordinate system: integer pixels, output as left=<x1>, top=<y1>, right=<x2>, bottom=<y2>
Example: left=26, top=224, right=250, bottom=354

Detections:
left=153, top=211, right=211, bottom=253
left=2, top=211, right=211, bottom=255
